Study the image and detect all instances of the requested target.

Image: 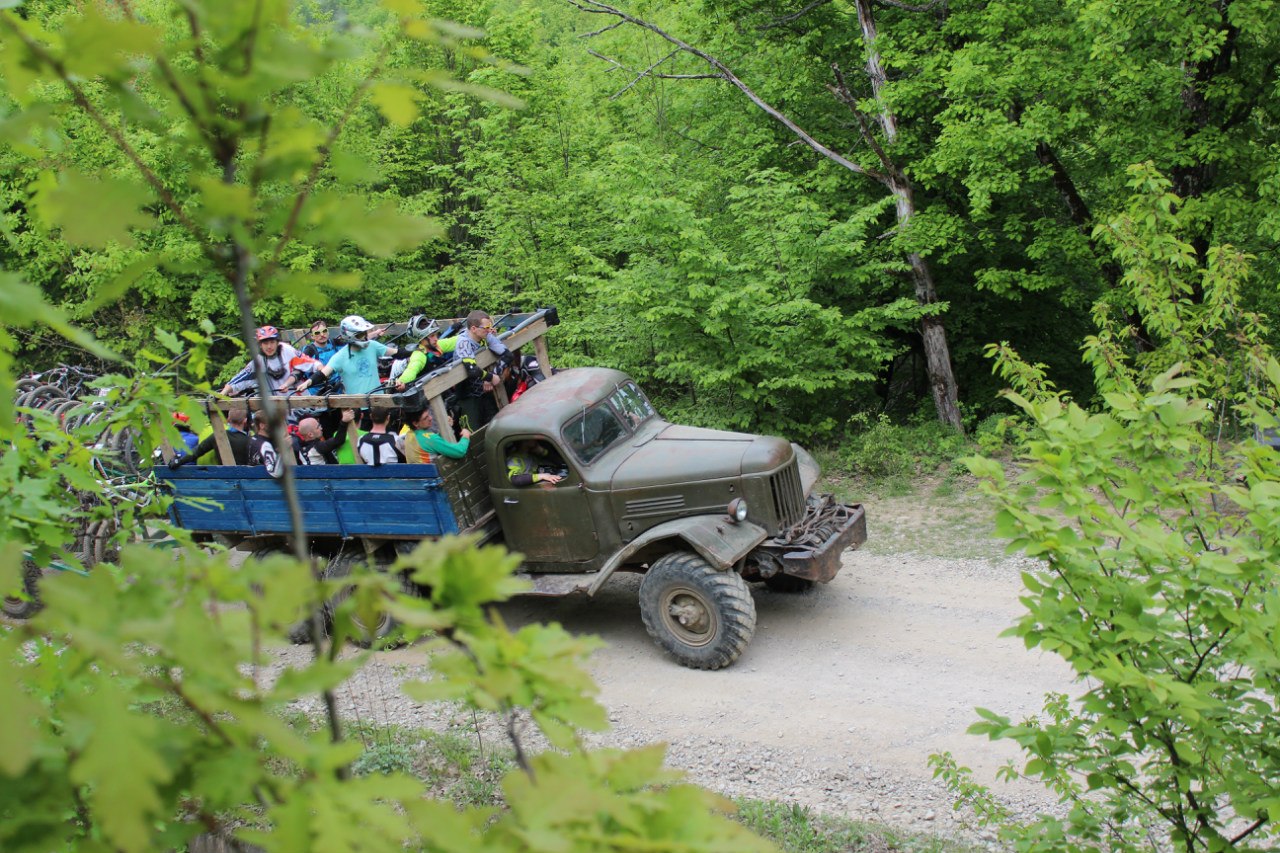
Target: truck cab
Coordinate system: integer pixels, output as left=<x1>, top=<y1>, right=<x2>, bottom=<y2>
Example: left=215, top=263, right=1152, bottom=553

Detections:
left=486, top=368, right=835, bottom=576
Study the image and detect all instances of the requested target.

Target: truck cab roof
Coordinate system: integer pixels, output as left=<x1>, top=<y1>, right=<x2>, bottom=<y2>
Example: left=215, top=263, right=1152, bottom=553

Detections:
left=487, top=367, right=632, bottom=440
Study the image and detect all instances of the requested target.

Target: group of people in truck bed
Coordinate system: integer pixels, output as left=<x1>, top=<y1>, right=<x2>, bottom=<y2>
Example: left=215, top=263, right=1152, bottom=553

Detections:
left=169, top=309, right=523, bottom=473
left=217, top=310, right=512, bottom=430
left=169, top=401, right=475, bottom=475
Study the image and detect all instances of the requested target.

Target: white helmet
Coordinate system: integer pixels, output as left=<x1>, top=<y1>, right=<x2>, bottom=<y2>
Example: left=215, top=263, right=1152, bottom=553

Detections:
left=340, top=315, right=375, bottom=348
left=408, top=315, right=441, bottom=340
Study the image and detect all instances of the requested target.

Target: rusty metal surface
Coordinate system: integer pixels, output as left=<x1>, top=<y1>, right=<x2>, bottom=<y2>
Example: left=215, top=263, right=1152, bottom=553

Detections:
left=436, top=425, right=494, bottom=533
left=486, top=367, right=631, bottom=440
left=763, top=496, right=867, bottom=583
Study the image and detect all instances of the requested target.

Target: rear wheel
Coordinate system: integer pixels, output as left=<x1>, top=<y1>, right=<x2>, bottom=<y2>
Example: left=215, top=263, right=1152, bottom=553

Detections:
left=323, top=549, right=404, bottom=649
left=245, top=544, right=316, bottom=645
left=638, top=551, right=756, bottom=670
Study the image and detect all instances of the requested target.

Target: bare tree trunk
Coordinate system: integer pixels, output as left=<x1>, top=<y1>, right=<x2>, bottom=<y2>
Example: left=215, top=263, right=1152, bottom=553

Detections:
left=856, top=0, right=963, bottom=430
left=906, top=250, right=961, bottom=428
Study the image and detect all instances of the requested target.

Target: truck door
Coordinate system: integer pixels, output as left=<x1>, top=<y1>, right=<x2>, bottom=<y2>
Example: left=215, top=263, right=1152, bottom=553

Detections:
left=491, top=436, right=598, bottom=564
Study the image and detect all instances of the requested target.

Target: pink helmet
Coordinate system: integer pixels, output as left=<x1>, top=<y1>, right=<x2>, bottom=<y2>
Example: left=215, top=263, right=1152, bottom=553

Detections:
left=255, top=326, right=280, bottom=341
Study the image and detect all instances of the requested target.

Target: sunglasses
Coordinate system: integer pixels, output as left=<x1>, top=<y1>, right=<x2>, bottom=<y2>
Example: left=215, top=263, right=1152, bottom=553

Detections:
left=312, top=328, right=328, bottom=336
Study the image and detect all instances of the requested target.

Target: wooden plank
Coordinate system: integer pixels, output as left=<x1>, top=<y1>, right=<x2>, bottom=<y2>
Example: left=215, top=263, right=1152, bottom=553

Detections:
left=430, top=396, right=454, bottom=443
left=206, top=407, right=236, bottom=465
left=208, top=394, right=400, bottom=412
left=533, top=335, right=553, bottom=375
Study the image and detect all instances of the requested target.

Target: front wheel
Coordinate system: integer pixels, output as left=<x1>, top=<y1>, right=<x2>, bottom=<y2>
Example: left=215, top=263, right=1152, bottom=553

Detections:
left=639, top=551, right=756, bottom=670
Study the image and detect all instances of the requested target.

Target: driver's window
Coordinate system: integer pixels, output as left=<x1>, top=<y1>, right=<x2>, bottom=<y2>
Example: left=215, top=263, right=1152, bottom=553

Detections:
left=504, top=438, right=570, bottom=487
left=564, top=405, right=625, bottom=463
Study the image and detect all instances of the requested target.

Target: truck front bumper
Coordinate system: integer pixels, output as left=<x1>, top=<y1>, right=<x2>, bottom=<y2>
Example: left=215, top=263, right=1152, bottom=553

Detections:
left=759, top=498, right=867, bottom=583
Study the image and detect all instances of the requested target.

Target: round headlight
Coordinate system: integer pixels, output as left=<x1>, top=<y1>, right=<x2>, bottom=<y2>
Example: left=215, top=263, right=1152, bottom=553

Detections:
left=728, top=498, right=748, bottom=523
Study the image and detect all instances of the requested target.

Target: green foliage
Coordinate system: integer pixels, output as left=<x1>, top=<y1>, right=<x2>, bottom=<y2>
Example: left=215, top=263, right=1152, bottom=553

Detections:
left=735, top=799, right=969, bottom=853
left=3, top=0, right=1278, bottom=431
left=942, top=176, right=1280, bottom=850
left=1, top=533, right=775, bottom=852
left=352, top=742, right=417, bottom=777
left=840, top=413, right=975, bottom=480
left=0, top=2, right=778, bottom=851
left=0, top=0, right=459, bottom=362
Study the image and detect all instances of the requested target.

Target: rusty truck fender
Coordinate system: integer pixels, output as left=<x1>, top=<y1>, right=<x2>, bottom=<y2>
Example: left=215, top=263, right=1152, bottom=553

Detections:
left=587, top=515, right=767, bottom=596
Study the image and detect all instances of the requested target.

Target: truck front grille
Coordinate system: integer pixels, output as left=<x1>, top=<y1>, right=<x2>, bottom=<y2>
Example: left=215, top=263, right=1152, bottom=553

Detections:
left=769, top=460, right=805, bottom=528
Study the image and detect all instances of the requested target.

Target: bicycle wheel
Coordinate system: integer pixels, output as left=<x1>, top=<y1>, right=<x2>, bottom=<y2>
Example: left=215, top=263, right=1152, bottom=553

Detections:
left=92, top=517, right=119, bottom=566
left=20, top=384, right=66, bottom=411
left=80, top=520, right=103, bottom=567
left=112, top=429, right=141, bottom=476
left=50, top=399, right=81, bottom=431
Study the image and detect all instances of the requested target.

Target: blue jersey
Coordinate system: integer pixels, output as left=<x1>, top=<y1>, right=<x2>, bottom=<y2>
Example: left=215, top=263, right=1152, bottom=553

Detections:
left=326, top=341, right=388, bottom=395
left=304, top=340, right=339, bottom=365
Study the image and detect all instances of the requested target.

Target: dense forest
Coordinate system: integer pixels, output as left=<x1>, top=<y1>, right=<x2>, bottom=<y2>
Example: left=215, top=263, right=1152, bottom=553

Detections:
left=3, top=0, right=1275, bottom=438
left=2, top=4, right=1280, bottom=852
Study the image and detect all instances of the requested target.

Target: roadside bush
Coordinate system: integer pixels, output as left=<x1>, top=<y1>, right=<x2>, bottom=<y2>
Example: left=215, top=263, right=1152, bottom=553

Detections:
left=970, top=413, right=1022, bottom=457
left=934, top=168, right=1280, bottom=851
left=352, top=742, right=417, bottom=777
left=839, top=413, right=973, bottom=479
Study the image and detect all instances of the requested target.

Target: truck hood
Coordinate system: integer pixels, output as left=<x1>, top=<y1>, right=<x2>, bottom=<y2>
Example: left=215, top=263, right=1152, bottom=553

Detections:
left=610, top=423, right=793, bottom=489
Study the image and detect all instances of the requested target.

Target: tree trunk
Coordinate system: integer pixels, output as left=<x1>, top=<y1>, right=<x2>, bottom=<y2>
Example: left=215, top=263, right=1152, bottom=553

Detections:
left=890, top=180, right=961, bottom=429
left=857, top=0, right=963, bottom=431
left=907, top=251, right=962, bottom=429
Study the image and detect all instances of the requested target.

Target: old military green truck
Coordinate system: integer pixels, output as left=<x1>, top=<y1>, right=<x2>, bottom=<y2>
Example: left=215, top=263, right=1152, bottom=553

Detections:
left=159, top=313, right=866, bottom=669
left=458, top=367, right=866, bottom=668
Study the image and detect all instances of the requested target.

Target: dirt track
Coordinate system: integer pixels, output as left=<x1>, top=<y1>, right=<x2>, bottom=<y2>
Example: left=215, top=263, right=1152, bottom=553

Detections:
left=295, top=490, right=1079, bottom=841
left=492, top=538, right=1074, bottom=836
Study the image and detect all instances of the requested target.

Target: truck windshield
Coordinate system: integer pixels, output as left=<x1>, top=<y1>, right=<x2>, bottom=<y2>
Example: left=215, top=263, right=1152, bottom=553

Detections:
left=564, top=405, right=626, bottom=464
left=608, top=382, right=655, bottom=428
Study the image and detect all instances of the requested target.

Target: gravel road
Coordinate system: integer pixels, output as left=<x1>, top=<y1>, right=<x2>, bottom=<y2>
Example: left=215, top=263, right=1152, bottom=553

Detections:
left=272, top=503, right=1078, bottom=844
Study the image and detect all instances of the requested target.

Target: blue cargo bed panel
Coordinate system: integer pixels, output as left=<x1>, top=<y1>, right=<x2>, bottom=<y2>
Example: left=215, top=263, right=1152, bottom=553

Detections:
left=155, top=464, right=460, bottom=537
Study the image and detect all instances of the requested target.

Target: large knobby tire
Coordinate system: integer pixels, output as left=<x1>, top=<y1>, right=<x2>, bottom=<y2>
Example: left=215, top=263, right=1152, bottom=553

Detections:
left=639, top=551, right=756, bottom=670
left=2, top=560, right=44, bottom=620
left=246, top=545, right=315, bottom=645
left=764, top=573, right=815, bottom=593
left=324, top=550, right=403, bottom=649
